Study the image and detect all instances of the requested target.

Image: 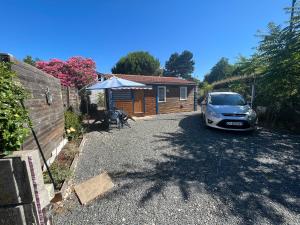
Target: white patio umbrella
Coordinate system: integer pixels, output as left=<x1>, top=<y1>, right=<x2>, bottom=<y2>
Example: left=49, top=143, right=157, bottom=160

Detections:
left=86, top=76, right=146, bottom=90
left=86, top=76, right=146, bottom=110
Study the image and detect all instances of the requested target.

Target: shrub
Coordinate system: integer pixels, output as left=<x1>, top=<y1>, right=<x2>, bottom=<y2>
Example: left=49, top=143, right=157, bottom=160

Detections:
left=64, top=110, right=82, bottom=140
left=43, top=160, right=72, bottom=189
left=36, top=57, right=98, bottom=89
left=0, top=62, right=30, bottom=155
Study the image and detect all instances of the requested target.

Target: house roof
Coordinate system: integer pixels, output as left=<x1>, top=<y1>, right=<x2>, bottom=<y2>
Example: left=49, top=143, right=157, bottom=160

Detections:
left=102, top=74, right=196, bottom=85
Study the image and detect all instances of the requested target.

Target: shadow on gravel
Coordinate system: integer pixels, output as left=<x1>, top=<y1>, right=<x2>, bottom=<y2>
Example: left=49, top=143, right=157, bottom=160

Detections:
left=109, top=113, right=300, bottom=224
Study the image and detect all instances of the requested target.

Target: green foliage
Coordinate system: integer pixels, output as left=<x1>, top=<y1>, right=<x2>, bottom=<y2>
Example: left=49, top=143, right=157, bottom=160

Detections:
left=164, top=50, right=195, bottom=79
left=256, top=22, right=300, bottom=105
left=64, top=110, right=82, bottom=140
left=43, top=142, right=79, bottom=189
left=198, top=82, right=213, bottom=97
left=207, top=1, right=300, bottom=131
left=251, top=2, right=300, bottom=129
left=204, top=57, right=234, bottom=83
left=0, top=62, right=30, bottom=155
left=228, top=81, right=251, bottom=100
left=112, top=51, right=161, bottom=75
left=23, top=55, right=41, bottom=67
left=257, top=20, right=300, bottom=129
left=43, top=160, right=72, bottom=189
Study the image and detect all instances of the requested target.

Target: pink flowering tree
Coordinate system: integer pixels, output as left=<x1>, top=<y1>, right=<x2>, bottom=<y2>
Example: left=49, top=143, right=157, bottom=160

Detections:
left=36, top=56, right=98, bottom=89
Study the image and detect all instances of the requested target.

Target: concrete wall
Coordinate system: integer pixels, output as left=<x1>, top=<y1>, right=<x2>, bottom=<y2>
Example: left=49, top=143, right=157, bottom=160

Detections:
left=0, top=151, right=53, bottom=225
left=8, top=55, right=66, bottom=161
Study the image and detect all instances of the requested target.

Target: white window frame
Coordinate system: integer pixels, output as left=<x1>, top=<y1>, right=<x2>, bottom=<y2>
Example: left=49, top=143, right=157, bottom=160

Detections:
left=158, top=86, right=166, bottom=102
left=180, top=86, right=187, bottom=100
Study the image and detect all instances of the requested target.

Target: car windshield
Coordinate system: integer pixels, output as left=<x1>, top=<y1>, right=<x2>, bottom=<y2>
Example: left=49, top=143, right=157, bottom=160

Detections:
left=209, top=94, right=246, bottom=106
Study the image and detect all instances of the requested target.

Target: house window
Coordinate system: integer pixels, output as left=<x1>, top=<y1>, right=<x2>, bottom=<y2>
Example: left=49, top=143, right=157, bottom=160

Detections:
left=158, top=86, right=166, bottom=102
left=180, top=87, right=187, bottom=100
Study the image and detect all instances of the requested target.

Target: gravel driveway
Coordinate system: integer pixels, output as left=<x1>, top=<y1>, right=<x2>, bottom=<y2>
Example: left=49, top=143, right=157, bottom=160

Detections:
left=54, top=112, right=300, bottom=225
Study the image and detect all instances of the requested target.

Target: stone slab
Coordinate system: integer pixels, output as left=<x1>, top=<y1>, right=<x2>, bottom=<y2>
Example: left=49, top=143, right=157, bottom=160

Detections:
left=74, top=172, right=114, bottom=205
left=0, top=203, right=38, bottom=225
left=12, top=150, right=44, bottom=192
left=0, top=158, right=32, bottom=205
left=12, top=150, right=50, bottom=209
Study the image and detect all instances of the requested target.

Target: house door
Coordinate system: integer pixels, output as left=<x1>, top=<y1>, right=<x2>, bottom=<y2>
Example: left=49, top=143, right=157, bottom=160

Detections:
left=134, top=90, right=144, bottom=113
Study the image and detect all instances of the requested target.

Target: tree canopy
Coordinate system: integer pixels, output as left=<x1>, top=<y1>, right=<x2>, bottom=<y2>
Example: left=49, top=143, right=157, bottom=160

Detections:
left=36, top=56, right=98, bottom=89
left=23, top=55, right=41, bottom=67
left=201, top=0, right=300, bottom=131
left=164, top=50, right=195, bottom=79
left=111, top=51, right=161, bottom=76
left=203, top=57, right=234, bottom=83
left=255, top=17, right=300, bottom=115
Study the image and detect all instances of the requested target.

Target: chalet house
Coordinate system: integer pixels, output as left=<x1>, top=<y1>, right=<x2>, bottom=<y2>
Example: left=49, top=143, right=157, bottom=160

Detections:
left=101, top=74, right=197, bottom=116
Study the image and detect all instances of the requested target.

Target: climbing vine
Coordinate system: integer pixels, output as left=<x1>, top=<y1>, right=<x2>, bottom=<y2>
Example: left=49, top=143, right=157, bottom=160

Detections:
left=0, top=62, right=30, bottom=155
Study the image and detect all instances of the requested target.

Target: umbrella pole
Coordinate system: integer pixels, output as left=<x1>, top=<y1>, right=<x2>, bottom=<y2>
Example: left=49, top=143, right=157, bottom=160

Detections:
left=108, top=88, right=113, bottom=110
left=85, top=95, right=89, bottom=125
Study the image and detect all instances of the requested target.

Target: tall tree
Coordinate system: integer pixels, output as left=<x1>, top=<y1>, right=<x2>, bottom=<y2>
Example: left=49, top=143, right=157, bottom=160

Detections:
left=231, top=54, right=265, bottom=77
left=164, top=50, right=195, bottom=79
left=36, top=57, right=98, bottom=89
left=23, top=55, right=41, bottom=66
left=111, top=51, right=161, bottom=76
left=255, top=14, right=300, bottom=116
left=203, top=57, right=234, bottom=83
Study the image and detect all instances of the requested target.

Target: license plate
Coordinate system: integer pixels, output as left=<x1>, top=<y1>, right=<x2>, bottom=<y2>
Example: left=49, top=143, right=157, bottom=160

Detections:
left=226, top=122, right=243, bottom=126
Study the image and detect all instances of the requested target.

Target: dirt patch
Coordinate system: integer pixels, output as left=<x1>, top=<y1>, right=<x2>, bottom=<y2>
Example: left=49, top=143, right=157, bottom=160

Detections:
left=44, top=137, right=82, bottom=190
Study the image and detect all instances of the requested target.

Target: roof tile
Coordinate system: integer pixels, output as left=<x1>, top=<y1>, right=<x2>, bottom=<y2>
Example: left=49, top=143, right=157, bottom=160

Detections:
left=103, top=74, right=196, bottom=85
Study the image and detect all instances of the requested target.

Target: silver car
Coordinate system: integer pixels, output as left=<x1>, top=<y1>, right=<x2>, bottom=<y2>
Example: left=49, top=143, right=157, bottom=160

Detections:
left=201, top=92, right=257, bottom=131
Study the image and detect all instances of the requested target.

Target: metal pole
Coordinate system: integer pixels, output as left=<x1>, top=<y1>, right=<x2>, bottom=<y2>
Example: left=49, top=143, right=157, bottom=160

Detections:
left=108, top=88, right=113, bottom=110
left=86, top=94, right=89, bottom=125
left=250, top=75, right=256, bottom=108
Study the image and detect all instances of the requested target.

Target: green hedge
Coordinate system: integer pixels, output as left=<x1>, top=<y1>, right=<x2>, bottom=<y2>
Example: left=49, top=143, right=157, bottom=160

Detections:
left=64, top=110, right=82, bottom=140
left=0, top=62, right=30, bottom=155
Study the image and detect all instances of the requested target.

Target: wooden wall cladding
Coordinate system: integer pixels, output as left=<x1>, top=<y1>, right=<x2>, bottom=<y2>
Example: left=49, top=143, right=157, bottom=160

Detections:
left=11, top=59, right=65, bottom=160
left=158, top=86, right=194, bottom=114
left=114, top=100, right=133, bottom=115
left=144, top=89, right=156, bottom=116
left=113, top=85, right=195, bottom=116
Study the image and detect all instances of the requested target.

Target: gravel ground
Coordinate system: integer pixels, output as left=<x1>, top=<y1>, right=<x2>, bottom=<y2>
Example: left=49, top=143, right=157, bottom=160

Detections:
left=54, top=112, right=300, bottom=225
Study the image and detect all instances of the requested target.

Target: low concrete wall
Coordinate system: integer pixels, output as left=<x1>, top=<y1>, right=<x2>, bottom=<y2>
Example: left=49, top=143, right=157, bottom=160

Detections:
left=0, top=150, right=53, bottom=225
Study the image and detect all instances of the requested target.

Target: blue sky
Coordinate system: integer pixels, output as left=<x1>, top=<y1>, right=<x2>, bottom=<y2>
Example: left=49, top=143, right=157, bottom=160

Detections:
left=1, top=0, right=290, bottom=80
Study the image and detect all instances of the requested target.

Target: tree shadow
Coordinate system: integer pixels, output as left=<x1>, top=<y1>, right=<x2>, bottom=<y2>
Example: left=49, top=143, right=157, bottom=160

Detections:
left=109, top=113, right=300, bottom=224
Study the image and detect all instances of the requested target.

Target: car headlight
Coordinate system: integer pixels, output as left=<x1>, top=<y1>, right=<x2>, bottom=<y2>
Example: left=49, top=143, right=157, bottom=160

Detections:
left=207, top=108, right=221, bottom=118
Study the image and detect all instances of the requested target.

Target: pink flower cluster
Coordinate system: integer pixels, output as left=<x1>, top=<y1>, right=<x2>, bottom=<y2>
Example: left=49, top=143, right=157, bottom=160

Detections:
left=36, top=56, right=98, bottom=88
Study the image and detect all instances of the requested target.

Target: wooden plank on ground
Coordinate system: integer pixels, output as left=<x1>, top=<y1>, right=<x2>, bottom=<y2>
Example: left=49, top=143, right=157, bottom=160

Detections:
left=74, top=172, right=114, bottom=205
